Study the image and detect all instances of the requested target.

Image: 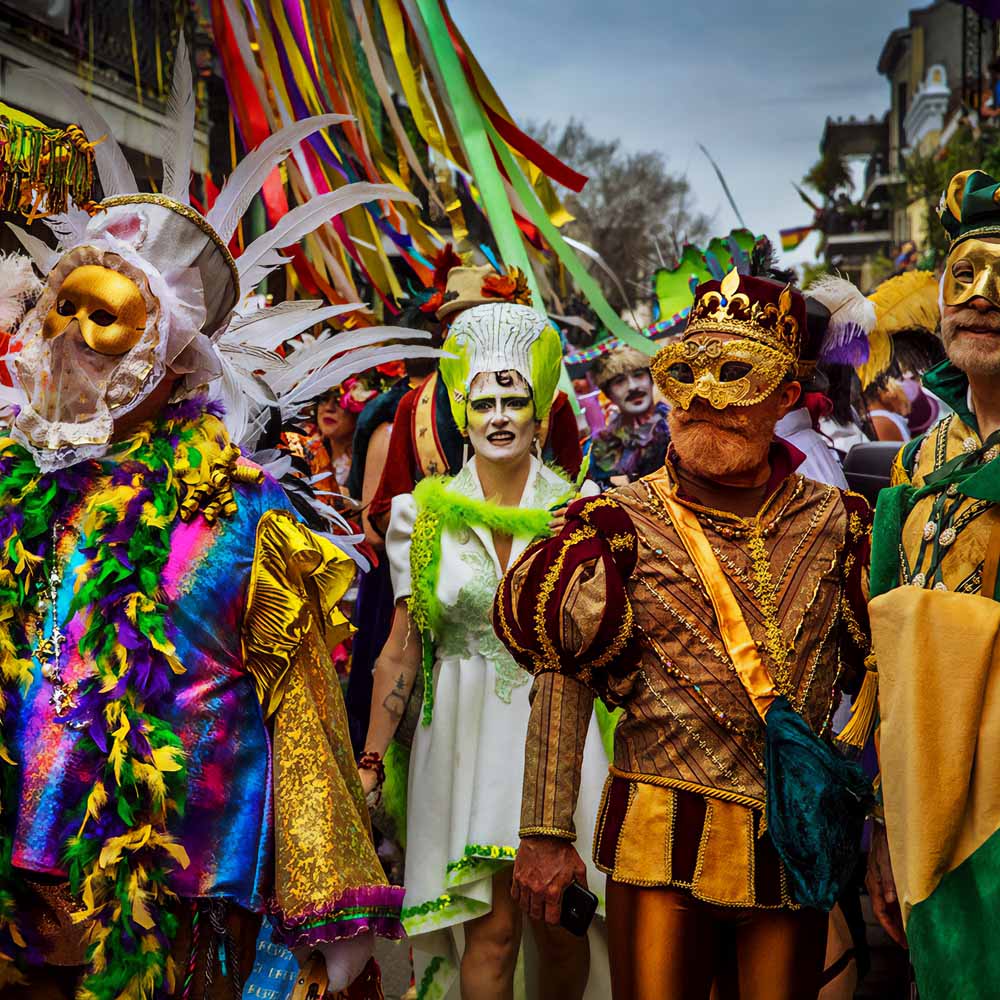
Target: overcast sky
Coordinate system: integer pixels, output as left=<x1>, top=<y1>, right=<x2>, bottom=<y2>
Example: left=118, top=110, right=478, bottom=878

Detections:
left=457, top=0, right=921, bottom=272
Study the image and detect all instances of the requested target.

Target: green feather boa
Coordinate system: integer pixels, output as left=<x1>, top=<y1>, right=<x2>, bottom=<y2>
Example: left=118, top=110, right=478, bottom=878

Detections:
left=408, top=475, right=554, bottom=726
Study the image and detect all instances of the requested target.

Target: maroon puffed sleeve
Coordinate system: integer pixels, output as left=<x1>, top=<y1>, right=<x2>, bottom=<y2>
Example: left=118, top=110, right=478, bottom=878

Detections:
left=495, top=495, right=640, bottom=839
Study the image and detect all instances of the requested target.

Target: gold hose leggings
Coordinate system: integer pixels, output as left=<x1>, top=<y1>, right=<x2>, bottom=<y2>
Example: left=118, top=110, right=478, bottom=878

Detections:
left=606, top=879, right=828, bottom=1000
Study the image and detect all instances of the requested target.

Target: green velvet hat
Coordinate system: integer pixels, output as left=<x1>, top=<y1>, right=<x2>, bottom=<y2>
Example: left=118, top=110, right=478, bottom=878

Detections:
left=940, top=169, right=1000, bottom=247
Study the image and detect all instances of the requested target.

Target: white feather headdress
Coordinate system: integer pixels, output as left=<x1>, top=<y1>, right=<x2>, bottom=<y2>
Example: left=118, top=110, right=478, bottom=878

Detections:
left=3, top=38, right=441, bottom=470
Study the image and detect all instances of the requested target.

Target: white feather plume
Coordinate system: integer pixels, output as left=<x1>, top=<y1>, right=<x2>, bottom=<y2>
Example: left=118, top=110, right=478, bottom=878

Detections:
left=806, top=274, right=877, bottom=339
left=44, top=206, right=91, bottom=248
left=161, top=34, right=196, bottom=204
left=216, top=342, right=288, bottom=373
left=206, top=114, right=353, bottom=243
left=236, top=184, right=419, bottom=291
left=10, top=69, right=137, bottom=197
left=220, top=302, right=365, bottom=352
left=0, top=252, right=42, bottom=331
left=279, top=344, right=444, bottom=415
left=6, top=224, right=59, bottom=275
left=266, top=326, right=431, bottom=398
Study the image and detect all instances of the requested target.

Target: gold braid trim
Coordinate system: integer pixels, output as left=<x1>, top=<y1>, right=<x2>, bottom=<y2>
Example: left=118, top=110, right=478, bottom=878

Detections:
left=518, top=825, right=577, bottom=841
left=176, top=442, right=264, bottom=524
left=608, top=765, right=764, bottom=811
left=533, top=525, right=596, bottom=665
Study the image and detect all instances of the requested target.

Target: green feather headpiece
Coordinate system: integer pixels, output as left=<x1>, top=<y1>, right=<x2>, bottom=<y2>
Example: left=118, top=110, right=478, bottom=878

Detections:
left=439, top=302, right=562, bottom=433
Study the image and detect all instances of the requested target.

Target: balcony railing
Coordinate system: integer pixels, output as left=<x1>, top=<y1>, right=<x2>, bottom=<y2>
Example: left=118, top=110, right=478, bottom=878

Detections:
left=0, top=0, right=186, bottom=104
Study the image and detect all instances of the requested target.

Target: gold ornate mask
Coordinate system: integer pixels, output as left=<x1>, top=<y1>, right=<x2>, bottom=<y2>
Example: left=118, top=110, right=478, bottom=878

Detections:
left=943, top=239, right=1000, bottom=309
left=41, top=264, right=148, bottom=355
left=651, top=334, right=791, bottom=410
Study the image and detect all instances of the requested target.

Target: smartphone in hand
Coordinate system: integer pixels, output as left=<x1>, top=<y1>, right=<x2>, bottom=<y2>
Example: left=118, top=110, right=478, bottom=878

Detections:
left=559, top=881, right=598, bottom=936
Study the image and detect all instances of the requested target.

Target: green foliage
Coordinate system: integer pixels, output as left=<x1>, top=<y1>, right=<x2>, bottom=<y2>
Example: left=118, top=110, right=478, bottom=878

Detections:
left=526, top=118, right=712, bottom=311
left=804, top=152, right=853, bottom=199
left=901, top=124, right=1000, bottom=257
left=866, top=253, right=897, bottom=288
left=800, top=261, right=831, bottom=289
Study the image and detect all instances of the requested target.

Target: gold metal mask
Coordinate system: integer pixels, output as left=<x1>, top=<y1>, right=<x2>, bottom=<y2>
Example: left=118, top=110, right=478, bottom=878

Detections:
left=41, top=264, right=147, bottom=355
left=651, top=335, right=791, bottom=410
left=943, top=239, right=1000, bottom=310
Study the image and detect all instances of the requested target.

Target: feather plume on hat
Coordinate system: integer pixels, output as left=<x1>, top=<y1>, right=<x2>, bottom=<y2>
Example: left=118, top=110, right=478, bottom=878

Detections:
left=860, top=271, right=941, bottom=388
left=805, top=274, right=876, bottom=369
left=0, top=252, right=41, bottom=332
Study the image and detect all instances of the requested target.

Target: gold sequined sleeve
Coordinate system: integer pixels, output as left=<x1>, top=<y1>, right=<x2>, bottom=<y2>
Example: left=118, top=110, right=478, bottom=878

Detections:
left=243, top=510, right=403, bottom=945
left=242, top=509, right=355, bottom=719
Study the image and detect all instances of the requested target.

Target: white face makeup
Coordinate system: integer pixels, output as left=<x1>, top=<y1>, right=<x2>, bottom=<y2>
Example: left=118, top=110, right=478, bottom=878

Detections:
left=465, top=370, right=537, bottom=464
left=606, top=368, right=653, bottom=417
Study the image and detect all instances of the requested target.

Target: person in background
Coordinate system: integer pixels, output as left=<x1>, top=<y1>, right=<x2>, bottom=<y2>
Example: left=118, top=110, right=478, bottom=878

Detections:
left=588, top=345, right=669, bottom=489
left=776, top=388, right=847, bottom=489
left=818, top=364, right=871, bottom=457
left=863, top=378, right=912, bottom=443
left=284, top=379, right=377, bottom=500
left=775, top=299, right=848, bottom=489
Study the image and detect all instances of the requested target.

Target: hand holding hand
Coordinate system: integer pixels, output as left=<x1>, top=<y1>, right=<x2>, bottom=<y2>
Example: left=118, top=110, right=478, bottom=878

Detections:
left=511, top=835, right=586, bottom=925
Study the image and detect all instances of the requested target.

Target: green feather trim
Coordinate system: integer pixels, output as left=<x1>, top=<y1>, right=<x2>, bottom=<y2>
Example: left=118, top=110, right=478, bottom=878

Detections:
left=408, top=475, right=553, bottom=726
left=381, top=739, right=410, bottom=849
left=594, top=701, right=622, bottom=762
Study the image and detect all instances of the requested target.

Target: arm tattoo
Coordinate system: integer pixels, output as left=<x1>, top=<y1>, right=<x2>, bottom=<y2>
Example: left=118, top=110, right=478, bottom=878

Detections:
left=382, top=672, right=408, bottom=720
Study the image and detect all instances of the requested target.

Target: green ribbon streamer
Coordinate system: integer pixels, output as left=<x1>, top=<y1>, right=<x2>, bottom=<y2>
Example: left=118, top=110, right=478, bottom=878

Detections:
left=414, top=0, right=542, bottom=303
left=484, top=118, right=657, bottom=358
left=414, top=0, right=584, bottom=404
left=415, top=0, right=655, bottom=421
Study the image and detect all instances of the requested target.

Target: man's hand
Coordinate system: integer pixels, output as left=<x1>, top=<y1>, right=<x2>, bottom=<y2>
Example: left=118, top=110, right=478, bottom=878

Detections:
left=511, top=835, right=586, bottom=925
left=866, top=821, right=907, bottom=948
left=549, top=504, right=569, bottom=534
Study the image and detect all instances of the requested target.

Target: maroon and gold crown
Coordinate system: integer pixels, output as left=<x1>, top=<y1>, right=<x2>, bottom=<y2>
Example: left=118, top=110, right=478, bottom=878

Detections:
left=684, top=269, right=805, bottom=362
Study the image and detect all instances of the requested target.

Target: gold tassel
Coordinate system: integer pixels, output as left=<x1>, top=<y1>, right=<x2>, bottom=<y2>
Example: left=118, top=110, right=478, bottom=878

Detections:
left=0, top=113, right=96, bottom=216
left=838, top=662, right=878, bottom=749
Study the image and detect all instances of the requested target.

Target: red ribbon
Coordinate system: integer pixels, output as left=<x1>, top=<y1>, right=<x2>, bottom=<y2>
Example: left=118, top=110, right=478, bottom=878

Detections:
left=440, top=0, right=588, bottom=194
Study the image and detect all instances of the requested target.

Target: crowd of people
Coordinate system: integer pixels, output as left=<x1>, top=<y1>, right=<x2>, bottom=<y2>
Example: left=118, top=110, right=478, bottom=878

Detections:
left=4, top=35, right=1000, bottom=1000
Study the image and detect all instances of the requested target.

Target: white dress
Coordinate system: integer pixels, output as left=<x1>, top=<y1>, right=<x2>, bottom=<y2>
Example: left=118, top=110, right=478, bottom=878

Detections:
left=386, top=456, right=610, bottom=1000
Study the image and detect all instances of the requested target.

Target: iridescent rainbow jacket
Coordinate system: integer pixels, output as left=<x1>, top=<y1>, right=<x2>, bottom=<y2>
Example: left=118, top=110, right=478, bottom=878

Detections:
left=0, top=405, right=401, bottom=968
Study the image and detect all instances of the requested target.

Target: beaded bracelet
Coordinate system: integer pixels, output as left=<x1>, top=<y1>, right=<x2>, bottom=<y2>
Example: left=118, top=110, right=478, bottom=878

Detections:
left=358, top=750, right=386, bottom=789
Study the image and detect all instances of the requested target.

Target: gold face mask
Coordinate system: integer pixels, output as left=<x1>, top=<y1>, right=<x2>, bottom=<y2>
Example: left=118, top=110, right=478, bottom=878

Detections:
left=41, top=264, right=148, bottom=356
left=943, top=239, right=1000, bottom=309
left=651, top=335, right=792, bottom=410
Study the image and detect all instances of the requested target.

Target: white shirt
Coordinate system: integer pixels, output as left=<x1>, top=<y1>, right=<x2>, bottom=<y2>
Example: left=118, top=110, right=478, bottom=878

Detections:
left=776, top=408, right=849, bottom=489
